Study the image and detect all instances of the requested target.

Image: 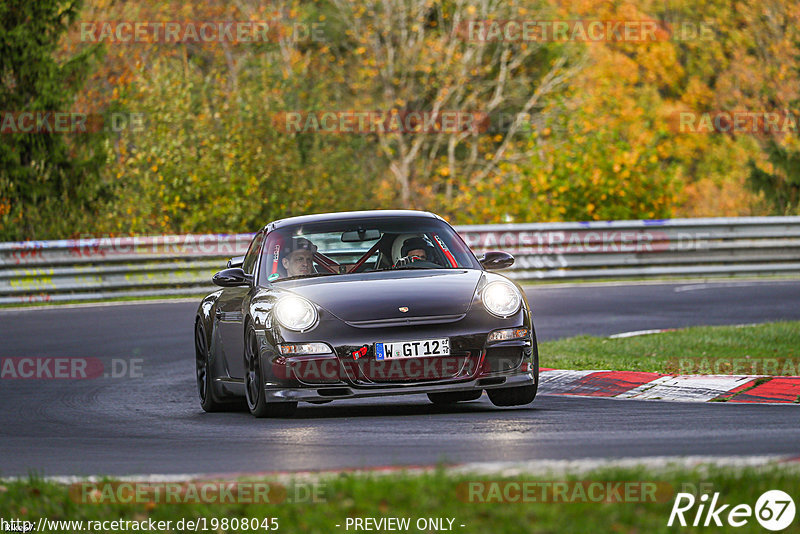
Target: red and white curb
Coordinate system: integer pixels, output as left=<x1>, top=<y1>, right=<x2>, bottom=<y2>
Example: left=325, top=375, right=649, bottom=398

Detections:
left=539, top=369, right=800, bottom=403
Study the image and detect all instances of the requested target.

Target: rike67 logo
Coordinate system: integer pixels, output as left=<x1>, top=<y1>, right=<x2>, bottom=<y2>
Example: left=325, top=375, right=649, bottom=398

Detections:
left=668, top=490, right=796, bottom=531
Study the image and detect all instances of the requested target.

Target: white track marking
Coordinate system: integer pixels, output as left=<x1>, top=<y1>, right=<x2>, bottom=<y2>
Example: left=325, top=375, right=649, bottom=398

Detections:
left=672, top=280, right=798, bottom=292
left=609, top=329, right=672, bottom=339
left=617, top=375, right=757, bottom=402
left=538, top=370, right=601, bottom=392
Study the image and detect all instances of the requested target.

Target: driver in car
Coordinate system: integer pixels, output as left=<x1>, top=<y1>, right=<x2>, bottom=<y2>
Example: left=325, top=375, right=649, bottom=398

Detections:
left=282, top=237, right=317, bottom=277
left=403, top=237, right=430, bottom=261
left=395, top=236, right=438, bottom=268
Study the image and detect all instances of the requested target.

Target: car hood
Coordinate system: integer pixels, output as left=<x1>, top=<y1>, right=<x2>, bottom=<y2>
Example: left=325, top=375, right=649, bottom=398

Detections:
left=276, top=270, right=483, bottom=323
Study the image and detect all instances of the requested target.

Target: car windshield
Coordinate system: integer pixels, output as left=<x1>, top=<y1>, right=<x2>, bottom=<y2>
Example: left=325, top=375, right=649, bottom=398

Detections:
left=260, top=216, right=481, bottom=282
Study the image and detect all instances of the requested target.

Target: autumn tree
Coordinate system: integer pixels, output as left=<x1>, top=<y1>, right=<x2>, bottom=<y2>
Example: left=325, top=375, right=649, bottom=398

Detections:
left=0, top=0, right=108, bottom=240
left=736, top=1, right=800, bottom=214
left=25, top=0, right=799, bottom=240
left=75, top=0, right=379, bottom=235
left=326, top=0, right=581, bottom=209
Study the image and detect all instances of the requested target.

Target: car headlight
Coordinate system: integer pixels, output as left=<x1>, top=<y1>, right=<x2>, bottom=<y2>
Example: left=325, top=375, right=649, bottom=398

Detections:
left=482, top=281, right=521, bottom=318
left=273, top=296, right=318, bottom=331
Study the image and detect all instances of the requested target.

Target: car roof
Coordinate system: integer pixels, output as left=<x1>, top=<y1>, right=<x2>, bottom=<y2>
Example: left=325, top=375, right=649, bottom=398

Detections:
left=265, top=210, right=444, bottom=232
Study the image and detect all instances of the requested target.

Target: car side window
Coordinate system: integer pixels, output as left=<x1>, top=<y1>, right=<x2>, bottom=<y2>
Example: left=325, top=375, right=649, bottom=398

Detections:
left=242, top=232, right=265, bottom=276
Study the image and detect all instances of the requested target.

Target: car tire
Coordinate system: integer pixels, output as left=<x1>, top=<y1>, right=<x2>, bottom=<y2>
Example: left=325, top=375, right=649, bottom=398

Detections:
left=244, top=324, right=297, bottom=418
left=195, top=321, right=236, bottom=412
left=487, top=344, right=539, bottom=407
left=427, top=390, right=483, bottom=405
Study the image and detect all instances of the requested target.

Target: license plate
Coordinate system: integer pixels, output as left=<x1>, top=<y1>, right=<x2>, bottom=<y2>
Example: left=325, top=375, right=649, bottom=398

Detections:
left=375, top=338, right=450, bottom=360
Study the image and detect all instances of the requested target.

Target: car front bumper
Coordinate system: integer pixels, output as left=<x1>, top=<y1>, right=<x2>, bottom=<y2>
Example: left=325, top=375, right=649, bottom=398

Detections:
left=243, top=306, right=538, bottom=403
left=262, top=369, right=536, bottom=402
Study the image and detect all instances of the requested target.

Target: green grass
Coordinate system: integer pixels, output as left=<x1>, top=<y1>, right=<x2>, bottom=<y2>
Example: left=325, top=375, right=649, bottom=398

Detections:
left=2, top=466, right=799, bottom=533
left=539, top=321, right=800, bottom=374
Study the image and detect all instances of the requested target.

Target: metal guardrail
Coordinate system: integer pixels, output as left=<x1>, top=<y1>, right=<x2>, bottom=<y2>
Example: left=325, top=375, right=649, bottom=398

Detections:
left=1, top=217, right=799, bottom=304
left=0, top=234, right=253, bottom=304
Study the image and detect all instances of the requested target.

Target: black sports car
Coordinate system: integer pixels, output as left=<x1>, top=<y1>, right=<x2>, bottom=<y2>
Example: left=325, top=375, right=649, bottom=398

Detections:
left=194, top=210, right=539, bottom=417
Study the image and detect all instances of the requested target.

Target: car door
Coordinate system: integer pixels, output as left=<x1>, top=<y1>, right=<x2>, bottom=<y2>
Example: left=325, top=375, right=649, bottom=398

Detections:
left=216, top=231, right=264, bottom=379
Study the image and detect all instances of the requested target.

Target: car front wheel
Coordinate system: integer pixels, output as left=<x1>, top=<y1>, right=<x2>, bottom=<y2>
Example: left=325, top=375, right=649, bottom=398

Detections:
left=488, top=334, right=539, bottom=407
left=244, top=325, right=297, bottom=418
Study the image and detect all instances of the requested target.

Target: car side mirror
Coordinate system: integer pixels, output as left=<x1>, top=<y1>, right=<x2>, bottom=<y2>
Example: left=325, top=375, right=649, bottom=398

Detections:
left=479, top=251, right=515, bottom=270
left=212, top=267, right=253, bottom=287
left=227, top=256, right=245, bottom=268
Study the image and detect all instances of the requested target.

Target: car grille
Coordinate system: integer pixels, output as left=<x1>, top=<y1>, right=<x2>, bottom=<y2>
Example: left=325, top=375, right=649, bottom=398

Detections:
left=349, top=351, right=476, bottom=385
left=344, top=313, right=466, bottom=329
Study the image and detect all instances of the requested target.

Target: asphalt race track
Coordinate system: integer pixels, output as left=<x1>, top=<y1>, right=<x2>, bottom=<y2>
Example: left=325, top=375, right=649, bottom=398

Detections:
left=2, top=280, right=800, bottom=477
